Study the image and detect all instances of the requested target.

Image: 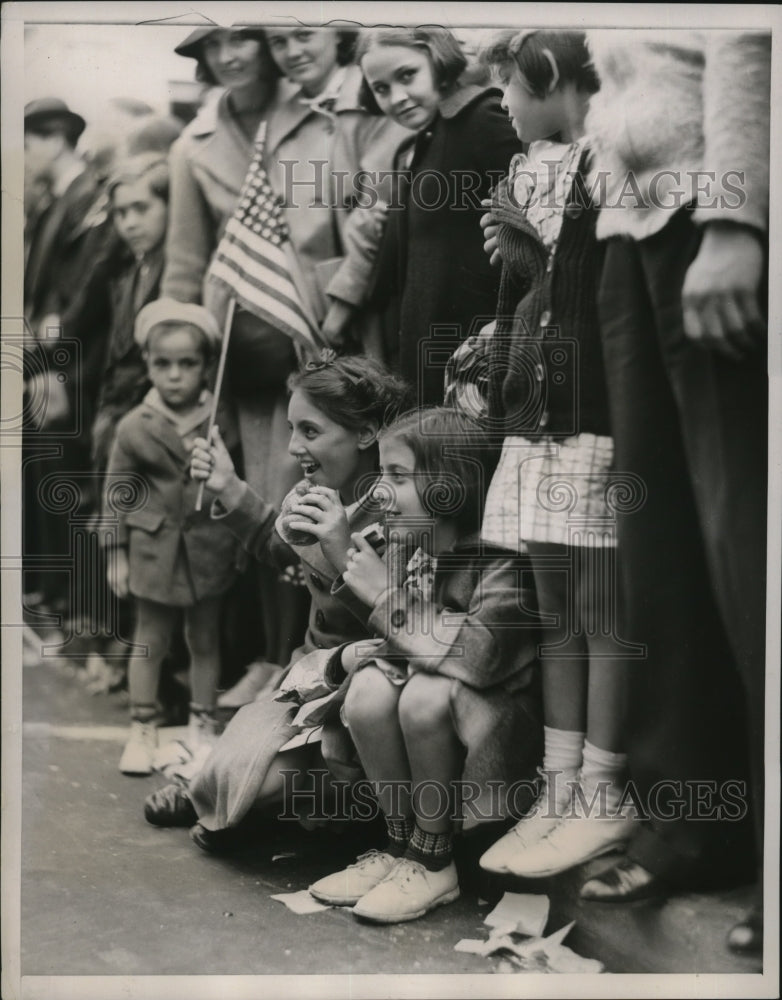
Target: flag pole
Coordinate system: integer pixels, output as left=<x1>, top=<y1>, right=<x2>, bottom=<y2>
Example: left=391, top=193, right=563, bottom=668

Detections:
left=195, top=295, right=236, bottom=512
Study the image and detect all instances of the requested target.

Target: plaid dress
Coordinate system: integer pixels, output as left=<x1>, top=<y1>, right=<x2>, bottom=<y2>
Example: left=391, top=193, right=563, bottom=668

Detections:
left=482, top=139, right=614, bottom=550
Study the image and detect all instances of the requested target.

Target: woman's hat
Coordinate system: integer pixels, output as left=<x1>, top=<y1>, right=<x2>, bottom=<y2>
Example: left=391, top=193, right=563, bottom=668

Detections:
left=134, top=298, right=222, bottom=350
left=174, top=24, right=265, bottom=59
left=24, top=98, right=86, bottom=141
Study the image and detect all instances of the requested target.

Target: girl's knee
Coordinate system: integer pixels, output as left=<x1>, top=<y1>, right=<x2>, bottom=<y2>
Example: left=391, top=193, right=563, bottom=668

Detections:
left=398, top=672, right=452, bottom=734
left=344, top=666, right=398, bottom=730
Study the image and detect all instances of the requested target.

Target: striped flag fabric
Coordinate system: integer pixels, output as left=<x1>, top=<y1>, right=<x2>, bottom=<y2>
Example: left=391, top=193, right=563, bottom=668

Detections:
left=207, top=120, right=322, bottom=354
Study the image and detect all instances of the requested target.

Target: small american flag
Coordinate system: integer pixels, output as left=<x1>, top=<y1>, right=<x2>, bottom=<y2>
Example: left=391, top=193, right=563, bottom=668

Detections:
left=207, top=121, right=321, bottom=353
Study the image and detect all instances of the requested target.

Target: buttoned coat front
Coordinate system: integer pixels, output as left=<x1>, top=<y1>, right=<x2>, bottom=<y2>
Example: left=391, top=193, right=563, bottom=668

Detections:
left=105, top=400, right=240, bottom=606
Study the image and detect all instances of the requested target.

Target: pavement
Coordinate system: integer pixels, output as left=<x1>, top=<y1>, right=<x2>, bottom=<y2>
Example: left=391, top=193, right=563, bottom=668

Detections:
left=13, top=632, right=767, bottom=988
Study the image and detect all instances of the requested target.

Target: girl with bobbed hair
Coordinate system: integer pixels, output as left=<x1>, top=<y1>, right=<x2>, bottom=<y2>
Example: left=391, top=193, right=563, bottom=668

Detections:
left=356, top=26, right=522, bottom=405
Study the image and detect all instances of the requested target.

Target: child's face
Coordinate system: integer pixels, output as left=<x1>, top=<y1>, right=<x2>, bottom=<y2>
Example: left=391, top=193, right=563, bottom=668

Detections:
left=112, top=179, right=167, bottom=257
left=145, top=327, right=206, bottom=412
left=376, top=435, right=428, bottom=524
left=361, top=45, right=441, bottom=131
left=500, top=65, right=562, bottom=143
left=267, top=27, right=339, bottom=96
left=287, top=389, right=368, bottom=493
left=202, top=30, right=266, bottom=92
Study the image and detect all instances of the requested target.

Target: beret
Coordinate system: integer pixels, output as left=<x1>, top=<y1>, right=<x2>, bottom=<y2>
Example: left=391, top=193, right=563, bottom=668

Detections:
left=134, top=298, right=222, bottom=350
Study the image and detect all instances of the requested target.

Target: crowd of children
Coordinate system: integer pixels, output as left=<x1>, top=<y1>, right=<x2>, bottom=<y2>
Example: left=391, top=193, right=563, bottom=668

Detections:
left=23, top=23, right=770, bottom=955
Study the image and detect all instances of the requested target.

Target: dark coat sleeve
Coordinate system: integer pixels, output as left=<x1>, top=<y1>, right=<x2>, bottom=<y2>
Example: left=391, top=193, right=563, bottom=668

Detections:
left=209, top=483, right=297, bottom=572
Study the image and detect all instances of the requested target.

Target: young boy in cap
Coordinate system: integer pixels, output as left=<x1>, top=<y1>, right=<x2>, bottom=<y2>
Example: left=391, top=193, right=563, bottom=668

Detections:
left=105, top=299, right=240, bottom=776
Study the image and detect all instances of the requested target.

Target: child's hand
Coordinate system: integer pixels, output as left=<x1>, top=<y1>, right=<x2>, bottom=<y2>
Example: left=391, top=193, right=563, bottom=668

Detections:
left=682, top=222, right=766, bottom=360
left=340, top=638, right=384, bottom=675
left=342, top=532, right=389, bottom=607
left=107, top=547, right=130, bottom=599
left=190, top=426, right=242, bottom=501
left=480, top=198, right=501, bottom=267
left=286, top=486, right=353, bottom=571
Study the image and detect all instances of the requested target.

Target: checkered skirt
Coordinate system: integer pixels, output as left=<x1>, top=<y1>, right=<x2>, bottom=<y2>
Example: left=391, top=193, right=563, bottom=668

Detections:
left=482, top=434, right=616, bottom=549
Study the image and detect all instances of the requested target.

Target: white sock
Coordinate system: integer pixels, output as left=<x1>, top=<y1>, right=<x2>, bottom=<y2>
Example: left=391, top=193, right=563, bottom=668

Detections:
left=541, top=726, right=586, bottom=809
left=579, top=740, right=628, bottom=814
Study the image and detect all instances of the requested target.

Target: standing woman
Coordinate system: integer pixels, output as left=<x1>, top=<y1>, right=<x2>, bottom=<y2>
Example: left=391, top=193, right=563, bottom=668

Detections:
left=262, top=26, right=409, bottom=358
left=162, top=26, right=307, bottom=675
left=358, top=27, right=522, bottom=405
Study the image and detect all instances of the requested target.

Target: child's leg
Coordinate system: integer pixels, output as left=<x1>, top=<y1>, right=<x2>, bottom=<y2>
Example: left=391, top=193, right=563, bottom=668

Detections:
left=398, top=674, right=464, bottom=831
left=183, top=596, right=222, bottom=711
left=351, top=673, right=462, bottom=923
left=480, top=541, right=587, bottom=873
left=527, top=542, right=588, bottom=804
left=129, top=598, right=178, bottom=712
left=121, top=598, right=178, bottom=775
left=502, top=549, right=636, bottom=877
left=309, top=666, right=409, bottom=907
left=343, top=666, right=411, bottom=842
left=579, top=546, right=630, bottom=811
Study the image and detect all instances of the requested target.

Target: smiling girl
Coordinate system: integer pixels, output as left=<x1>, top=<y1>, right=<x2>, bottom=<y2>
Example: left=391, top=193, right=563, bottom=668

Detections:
left=307, top=407, right=541, bottom=923
left=357, top=27, right=521, bottom=404
left=143, top=353, right=409, bottom=846
left=261, top=26, right=408, bottom=354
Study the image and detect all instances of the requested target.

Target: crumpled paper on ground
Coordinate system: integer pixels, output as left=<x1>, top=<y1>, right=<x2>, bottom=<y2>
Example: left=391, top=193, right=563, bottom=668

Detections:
left=270, top=890, right=332, bottom=914
left=455, top=895, right=604, bottom=974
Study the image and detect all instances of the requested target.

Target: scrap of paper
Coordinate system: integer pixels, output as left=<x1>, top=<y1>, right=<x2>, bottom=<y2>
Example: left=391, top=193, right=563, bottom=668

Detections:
left=456, top=916, right=604, bottom=974
left=484, top=892, right=550, bottom=938
left=270, top=890, right=331, bottom=914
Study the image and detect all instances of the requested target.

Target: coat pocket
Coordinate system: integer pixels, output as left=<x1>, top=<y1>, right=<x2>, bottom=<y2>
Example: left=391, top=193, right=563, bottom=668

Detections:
left=125, top=508, right=165, bottom=534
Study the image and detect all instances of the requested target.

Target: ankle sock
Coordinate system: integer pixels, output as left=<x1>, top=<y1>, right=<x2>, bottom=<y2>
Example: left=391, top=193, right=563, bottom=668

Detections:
left=579, top=740, right=628, bottom=814
left=385, top=816, right=415, bottom=858
left=541, top=726, right=586, bottom=810
left=130, top=703, right=159, bottom=724
left=404, top=824, right=453, bottom=871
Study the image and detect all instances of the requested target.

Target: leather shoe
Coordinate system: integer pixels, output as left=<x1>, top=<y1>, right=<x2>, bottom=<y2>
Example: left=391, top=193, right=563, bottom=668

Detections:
left=190, top=821, right=242, bottom=854
left=726, top=905, right=763, bottom=955
left=580, top=858, right=668, bottom=902
left=144, top=783, right=197, bottom=827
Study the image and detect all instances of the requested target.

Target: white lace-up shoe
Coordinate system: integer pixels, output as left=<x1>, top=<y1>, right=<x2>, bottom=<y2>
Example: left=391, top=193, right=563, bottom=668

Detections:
left=506, top=799, right=638, bottom=877
left=309, top=850, right=398, bottom=905
left=119, top=719, right=159, bottom=775
left=479, top=789, right=566, bottom=874
left=352, top=858, right=459, bottom=923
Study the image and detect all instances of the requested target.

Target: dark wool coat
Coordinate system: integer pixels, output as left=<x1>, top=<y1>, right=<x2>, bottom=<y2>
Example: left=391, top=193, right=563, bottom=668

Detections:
left=371, top=85, right=521, bottom=405
left=487, top=151, right=611, bottom=439
left=105, top=399, right=240, bottom=606
left=24, top=167, right=100, bottom=328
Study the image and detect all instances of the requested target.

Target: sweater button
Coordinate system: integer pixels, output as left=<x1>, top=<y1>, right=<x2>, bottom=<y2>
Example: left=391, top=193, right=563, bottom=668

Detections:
left=390, top=608, right=406, bottom=628
left=309, top=572, right=324, bottom=590
left=540, top=311, right=551, bottom=327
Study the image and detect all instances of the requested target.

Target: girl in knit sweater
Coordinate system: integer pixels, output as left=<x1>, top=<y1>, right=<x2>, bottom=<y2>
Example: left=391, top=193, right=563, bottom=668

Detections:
left=476, top=30, right=638, bottom=880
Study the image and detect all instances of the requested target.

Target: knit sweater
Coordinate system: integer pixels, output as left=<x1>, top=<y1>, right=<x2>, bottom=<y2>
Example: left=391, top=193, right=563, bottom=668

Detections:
left=487, top=150, right=610, bottom=440
left=586, top=30, right=771, bottom=241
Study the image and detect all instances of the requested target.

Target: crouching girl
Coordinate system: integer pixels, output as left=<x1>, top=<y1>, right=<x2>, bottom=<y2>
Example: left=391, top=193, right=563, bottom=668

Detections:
left=143, top=352, right=409, bottom=848
left=308, top=407, right=542, bottom=923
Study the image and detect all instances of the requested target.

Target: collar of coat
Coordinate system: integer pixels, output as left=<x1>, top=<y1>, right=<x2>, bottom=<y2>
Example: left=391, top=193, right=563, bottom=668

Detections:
left=184, top=65, right=367, bottom=153
left=438, top=82, right=499, bottom=120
